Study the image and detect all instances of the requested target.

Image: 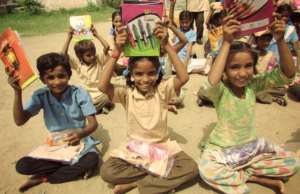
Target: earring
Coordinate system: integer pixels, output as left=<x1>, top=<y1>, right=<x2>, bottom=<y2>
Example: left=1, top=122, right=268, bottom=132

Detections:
left=130, top=76, right=134, bottom=82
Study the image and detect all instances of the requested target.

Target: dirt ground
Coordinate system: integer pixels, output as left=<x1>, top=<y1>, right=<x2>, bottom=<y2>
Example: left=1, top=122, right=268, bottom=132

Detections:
left=0, top=22, right=300, bottom=194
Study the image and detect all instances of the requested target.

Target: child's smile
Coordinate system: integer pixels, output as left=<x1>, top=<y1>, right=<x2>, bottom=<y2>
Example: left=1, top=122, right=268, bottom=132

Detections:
left=225, top=52, right=254, bottom=90
left=42, top=65, right=70, bottom=99
left=132, top=59, right=157, bottom=95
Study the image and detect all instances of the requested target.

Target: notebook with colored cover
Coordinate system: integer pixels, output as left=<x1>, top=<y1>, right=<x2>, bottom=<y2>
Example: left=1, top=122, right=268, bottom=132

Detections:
left=223, top=0, right=274, bottom=36
left=69, top=15, right=93, bottom=42
left=122, top=2, right=164, bottom=56
left=0, top=28, right=38, bottom=89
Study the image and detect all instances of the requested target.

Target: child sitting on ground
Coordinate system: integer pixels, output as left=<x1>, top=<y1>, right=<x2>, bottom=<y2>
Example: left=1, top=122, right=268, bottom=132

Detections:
left=254, top=30, right=288, bottom=106
left=108, top=10, right=129, bottom=75
left=63, top=25, right=113, bottom=114
left=6, top=53, right=100, bottom=192
left=198, top=14, right=299, bottom=194
left=98, top=23, right=198, bottom=194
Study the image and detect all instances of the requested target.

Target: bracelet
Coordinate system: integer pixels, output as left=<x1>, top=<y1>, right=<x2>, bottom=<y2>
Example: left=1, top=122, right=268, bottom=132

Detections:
left=111, top=50, right=120, bottom=59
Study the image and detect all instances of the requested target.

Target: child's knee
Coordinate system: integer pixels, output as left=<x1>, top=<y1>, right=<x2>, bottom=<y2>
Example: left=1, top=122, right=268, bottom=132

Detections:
left=16, top=157, right=34, bottom=175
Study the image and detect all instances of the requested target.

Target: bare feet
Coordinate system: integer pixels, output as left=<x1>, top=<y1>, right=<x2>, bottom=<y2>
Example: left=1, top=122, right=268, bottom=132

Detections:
left=248, top=176, right=285, bottom=194
left=19, top=176, right=45, bottom=192
left=168, top=105, right=178, bottom=114
left=113, top=182, right=137, bottom=194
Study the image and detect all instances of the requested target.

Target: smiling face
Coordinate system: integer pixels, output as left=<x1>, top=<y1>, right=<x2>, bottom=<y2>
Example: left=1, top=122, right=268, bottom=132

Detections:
left=225, top=51, right=255, bottom=89
left=41, top=65, right=70, bottom=99
left=131, top=58, right=157, bottom=95
left=113, top=15, right=122, bottom=29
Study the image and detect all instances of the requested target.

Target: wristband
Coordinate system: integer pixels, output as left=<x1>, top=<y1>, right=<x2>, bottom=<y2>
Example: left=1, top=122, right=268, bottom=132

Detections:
left=111, top=50, right=120, bottom=59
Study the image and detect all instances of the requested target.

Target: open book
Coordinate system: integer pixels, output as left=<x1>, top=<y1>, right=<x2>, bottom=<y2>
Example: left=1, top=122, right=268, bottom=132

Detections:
left=122, top=1, right=163, bottom=56
left=70, top=15, right=93, bottom=42
left=223, top=0, right=274, bottom=36
left=0, top=28, right=38, bottom=89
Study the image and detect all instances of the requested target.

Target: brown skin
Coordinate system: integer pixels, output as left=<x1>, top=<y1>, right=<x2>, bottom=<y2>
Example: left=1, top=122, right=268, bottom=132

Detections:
left=98, top=22, right=189, bottom=99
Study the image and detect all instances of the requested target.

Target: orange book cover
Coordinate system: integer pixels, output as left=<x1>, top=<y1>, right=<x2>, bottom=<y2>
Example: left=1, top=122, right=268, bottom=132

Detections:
left=0, top=28, right=38, bottom=89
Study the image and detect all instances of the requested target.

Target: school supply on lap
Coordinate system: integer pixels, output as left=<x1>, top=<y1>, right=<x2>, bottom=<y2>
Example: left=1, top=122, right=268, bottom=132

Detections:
left=28, top=129, right=85, bottom=164
left=122, top=1, right=163, bottom=56
left=223, top=0, right=274, bottom=36
left=111, top=139, right=181, bottom=177
left=222, top=138, right=276, bottom=169
left=0, top=28, right=38, bottom=89
left=69, top=15, right=93, bottom=42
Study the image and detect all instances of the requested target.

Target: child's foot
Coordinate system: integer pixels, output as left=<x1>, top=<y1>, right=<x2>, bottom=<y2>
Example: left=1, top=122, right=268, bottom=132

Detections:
left=273, top=96, right=287, bottom=106
left=83, top=169, right=94, bottom=179
left=113, top=182, right=137, bottom=194
left=248, top=176, right=285, bottom=194
left=19, top=176, right=45, bottom=192
left=168, top=105, right=178, bottom=114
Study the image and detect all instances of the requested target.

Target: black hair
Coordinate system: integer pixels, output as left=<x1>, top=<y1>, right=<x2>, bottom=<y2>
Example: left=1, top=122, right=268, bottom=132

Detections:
left=36, top=52, right=72, bottom=78
left=74, top=40, right=96, bottom=62
left=208, top=10, right=226, bottom=27
left=179, top=10, right=192, bottom=21
left=276, top=4, right=293, bottom=15
left=125, top=57, right=163, bottom=87
left=228, top=41, right=258, bottom=74
left=291, top=11, right=300, bottom=23
left=254, top=33, right=273, bottom=42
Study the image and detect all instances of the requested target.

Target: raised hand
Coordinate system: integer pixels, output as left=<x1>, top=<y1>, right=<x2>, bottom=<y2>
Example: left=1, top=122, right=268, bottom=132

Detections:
left=154, top=21, right=169, bottom=47
left=91, top=24, right=99, bottom=37
left=222, top=15, right=241, bottom=43
left=5, top=67, right=21, bottom=91
left=270, top=13, right=286, bottom=42
left=115, top=26, right=128, bottom=52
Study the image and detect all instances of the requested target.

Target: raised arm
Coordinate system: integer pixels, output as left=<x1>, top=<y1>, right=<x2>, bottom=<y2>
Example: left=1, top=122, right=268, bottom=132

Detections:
left=91, top=25, right=110, bottom=56
left=271, top=14, right=295, bottom=78
left=98, top=27, right=127, bottom=99
left=168, top=0, right=177, bottom=27
left=6, top=68, right=31, bottom=126
left=168, top=24, right=188, bottom=52
left=155, top=22, right=189, bottom=93
left=208, top=15, right=240, bottom=86
left=62, top=28, right=73, bottom=56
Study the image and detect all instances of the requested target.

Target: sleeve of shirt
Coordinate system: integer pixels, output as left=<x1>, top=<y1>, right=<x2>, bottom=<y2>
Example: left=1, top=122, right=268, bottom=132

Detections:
left=112, top=85, right=127, bottom=106
left=289, top=29, right=299, bottom=43
left=23, top=91, right=42, bottom=116
left=69, top=56, right=80, bottom=73
left=198, top=77, right=224, bottom=106
left=76, top=87, right=97, bottom=116
left=157, top=77, right=178, bottom=103
left=250, top=68, right=294, bottom=93
left=189, top=31, right=197, bottom=42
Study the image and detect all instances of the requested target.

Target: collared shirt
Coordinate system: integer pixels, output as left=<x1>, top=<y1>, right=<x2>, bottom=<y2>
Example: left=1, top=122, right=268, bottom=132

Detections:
left=199, top=68, right=293, bottom=149
left=187, top=0, right=209, bottom=12
left=24, top=85, right=96, bottom=132
left=69, top=55, right=108, bottom=104
left=112, top=77, right=177, bottom=143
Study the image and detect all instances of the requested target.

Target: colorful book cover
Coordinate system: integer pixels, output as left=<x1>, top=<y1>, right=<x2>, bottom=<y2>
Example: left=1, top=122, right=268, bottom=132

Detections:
left=0, top=28, right=38, bottom=89
left=122, top=2, right=164, bottom=56
left=224, top=0, right=274, bottom=36
left=69, top=15, right=93, bottom=42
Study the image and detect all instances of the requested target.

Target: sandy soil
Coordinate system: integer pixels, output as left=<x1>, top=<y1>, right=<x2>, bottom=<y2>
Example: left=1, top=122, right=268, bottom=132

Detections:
left=0, top=22, right=299, bottom=194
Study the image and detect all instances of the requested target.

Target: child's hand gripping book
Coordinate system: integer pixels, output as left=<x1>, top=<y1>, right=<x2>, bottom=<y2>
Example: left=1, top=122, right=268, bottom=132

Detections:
left=223, top=0, right=274, bottom=36
left=69, top=15, right=93, bottom=42
left=0, top=28, right=38, bottom=89
left=122, top=1, right=164, bottom=56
